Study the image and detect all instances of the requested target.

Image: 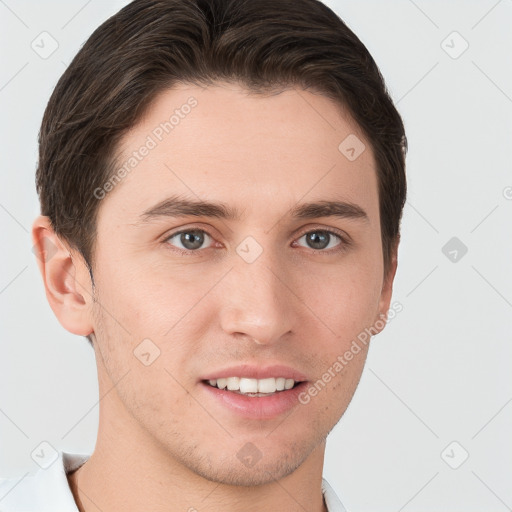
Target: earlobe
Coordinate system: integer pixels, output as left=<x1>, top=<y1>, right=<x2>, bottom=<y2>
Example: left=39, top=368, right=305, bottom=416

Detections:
left=31, top=215, right=94, bottom=337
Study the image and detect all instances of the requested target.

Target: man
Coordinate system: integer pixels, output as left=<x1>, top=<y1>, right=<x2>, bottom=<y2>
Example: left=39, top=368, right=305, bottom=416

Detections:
left=0, top=0, right=406, bottom=510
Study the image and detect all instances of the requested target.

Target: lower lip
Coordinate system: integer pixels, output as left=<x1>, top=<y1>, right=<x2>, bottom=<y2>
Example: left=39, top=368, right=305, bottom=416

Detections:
left=199, top=381, right=309, bottom=420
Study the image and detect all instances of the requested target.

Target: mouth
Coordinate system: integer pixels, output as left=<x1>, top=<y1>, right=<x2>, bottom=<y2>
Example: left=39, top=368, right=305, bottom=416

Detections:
left=201, top=377, right=305, bottom=397
left=199, top=377, right=309, bottom=419
left=197, top=365, right=311, bottom=418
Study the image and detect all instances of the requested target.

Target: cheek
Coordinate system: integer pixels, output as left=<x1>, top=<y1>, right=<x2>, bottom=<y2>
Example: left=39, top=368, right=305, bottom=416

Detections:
left=90, top=262, right=216, bottom=381
left=295, top=259, right=382, bottom=338
left=92, top=258, right=183, bottom=333
left=293, top=258, right=380, bottom=399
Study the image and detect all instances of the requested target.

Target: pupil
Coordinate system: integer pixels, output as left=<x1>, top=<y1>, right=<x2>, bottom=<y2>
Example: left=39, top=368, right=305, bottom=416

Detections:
left=307, top=231, right=329, bottom=250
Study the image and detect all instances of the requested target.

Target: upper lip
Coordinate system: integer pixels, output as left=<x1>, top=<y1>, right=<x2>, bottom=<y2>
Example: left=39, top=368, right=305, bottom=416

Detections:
left=200, top=364, right=309, bottom=382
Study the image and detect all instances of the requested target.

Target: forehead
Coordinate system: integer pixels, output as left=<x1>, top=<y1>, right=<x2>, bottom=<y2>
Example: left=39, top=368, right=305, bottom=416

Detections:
left=99, top=82, right=379, bottom=226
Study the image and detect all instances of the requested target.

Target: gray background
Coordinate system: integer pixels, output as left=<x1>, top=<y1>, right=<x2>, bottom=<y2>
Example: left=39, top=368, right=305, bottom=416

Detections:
left=1, top=1, right=511, bottom=510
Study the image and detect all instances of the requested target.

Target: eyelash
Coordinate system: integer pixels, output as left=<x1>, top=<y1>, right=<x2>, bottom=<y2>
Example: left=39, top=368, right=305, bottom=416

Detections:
left=162, top=226, right=351, bottom=256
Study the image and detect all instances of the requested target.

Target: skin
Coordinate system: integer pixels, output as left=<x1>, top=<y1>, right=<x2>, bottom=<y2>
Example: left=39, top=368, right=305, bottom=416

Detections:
left=32, top=82, right=398, bottom=512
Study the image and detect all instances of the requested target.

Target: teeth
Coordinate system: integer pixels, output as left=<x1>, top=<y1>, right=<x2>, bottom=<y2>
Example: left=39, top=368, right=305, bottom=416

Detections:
left=227, top=377, right=239, bottom=391
left=241, top=377, right=258, bottom=393
left=206, top=377, right=298, bottom=394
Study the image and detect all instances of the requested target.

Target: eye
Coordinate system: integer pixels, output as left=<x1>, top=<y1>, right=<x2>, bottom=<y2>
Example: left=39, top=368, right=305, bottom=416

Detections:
left=294, top=229, right=345, bottom=252
left=163, top=227, right=349, bottom=255
left=165, top=229, right=214, bottom=252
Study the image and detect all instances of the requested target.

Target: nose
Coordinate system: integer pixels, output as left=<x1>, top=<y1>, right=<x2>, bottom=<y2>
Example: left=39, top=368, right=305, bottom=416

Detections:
left=218, top=251, right=296, bottom=345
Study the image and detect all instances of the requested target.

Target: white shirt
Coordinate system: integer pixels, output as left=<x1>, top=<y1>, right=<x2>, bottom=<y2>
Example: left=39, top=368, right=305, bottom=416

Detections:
left=0, top=451, right=348, bottom=511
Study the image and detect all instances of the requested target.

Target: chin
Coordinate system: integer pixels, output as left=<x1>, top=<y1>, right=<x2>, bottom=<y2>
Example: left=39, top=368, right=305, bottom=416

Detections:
left=197, top=457, right=303, bottom=487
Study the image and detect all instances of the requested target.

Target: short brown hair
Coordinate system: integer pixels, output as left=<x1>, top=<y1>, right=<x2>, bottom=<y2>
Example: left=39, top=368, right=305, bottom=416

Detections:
left=36, top=0, right=407, bottom=344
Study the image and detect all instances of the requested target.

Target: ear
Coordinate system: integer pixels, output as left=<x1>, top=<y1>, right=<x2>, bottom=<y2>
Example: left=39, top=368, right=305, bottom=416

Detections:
left=372, top=235, right=400, bottom=335
left=31, top=215, right=94, bottom=337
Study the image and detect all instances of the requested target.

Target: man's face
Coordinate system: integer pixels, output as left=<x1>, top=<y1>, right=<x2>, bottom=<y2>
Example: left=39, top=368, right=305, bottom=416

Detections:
left=86, top=83, right=394, bottom=485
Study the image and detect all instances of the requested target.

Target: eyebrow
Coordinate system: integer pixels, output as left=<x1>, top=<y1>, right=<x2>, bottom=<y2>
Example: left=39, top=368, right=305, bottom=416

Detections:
left=137, top=195, right=369, bottom=224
